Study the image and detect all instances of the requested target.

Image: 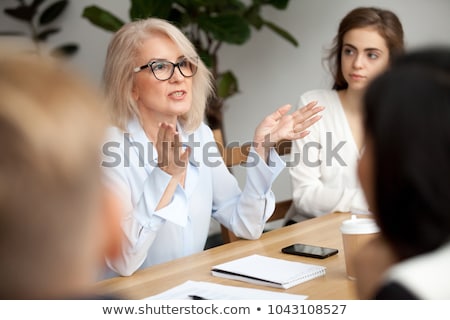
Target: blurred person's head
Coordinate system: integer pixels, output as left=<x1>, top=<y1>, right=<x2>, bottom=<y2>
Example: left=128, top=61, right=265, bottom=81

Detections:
left=327, top=7, right=405, bottom=91
left=103, top=18, right=213, bottom=133
left=358, top=47, right=450, bottom=261
left=0, top=48, right=121, bottom=299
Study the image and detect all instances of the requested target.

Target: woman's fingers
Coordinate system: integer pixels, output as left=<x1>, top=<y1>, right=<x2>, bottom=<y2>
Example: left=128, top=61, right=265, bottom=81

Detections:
left=172, top=132, right=184, bottom=166
left=156, top=122, right=166, bottom=147
left=293, top=114, right=322, bottom=134
left=289, top=101, right=324, bottom=137
left=294, top=101, right=324, bottom=122
left=253, top=100, right=324, bottom=159
left=269, top=104, right=292, bottom=122
left=180, top=146, right=190, bottom=164
left=163, top=122, right=176, bottom=144
left=156, top=122, right=189, bottom=175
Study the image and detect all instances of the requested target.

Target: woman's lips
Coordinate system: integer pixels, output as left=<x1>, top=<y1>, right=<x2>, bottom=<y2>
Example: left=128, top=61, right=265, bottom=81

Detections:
left=350, top=74, right=365, bottom=80
left=169, top=90, right=186, bottom=99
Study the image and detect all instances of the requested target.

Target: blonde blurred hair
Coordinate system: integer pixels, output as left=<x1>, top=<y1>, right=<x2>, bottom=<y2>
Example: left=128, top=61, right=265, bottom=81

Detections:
left=0, top=48, right=108, bottom=298
left=103, top=18, right=213, bottom=132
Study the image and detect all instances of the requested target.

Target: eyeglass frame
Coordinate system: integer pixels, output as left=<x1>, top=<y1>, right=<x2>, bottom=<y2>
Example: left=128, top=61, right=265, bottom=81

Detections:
left=133, top=57, right=198, bottom=81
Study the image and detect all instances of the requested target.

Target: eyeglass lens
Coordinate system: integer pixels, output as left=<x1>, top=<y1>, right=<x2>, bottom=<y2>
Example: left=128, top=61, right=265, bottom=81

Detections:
left=150, top=58, right=197, bottom=80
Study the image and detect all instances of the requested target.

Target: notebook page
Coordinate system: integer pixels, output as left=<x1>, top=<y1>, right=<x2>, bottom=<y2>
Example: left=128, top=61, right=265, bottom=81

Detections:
left=211, top=254, right=326, bottom=289
left=146, top=280, right=308, bottom=300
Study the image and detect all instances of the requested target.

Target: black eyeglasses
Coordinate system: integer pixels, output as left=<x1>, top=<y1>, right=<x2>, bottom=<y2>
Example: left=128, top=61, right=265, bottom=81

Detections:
left=133, top=57, right=198, bottom=81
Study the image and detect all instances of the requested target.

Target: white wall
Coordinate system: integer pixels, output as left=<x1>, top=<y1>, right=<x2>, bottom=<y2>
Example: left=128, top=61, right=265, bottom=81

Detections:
left=2, top=0, right=450, bottom=220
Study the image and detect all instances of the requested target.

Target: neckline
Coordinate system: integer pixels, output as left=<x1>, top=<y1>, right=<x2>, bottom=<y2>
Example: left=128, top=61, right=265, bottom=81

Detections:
left=333, top=90, right=364, bottom=157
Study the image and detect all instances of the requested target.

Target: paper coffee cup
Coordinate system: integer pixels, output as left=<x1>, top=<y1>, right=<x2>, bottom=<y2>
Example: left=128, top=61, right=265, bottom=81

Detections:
left=340, top=215, right=380, bottom=280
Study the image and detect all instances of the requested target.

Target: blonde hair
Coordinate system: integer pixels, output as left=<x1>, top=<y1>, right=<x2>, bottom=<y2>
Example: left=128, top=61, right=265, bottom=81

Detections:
left=103, top=18, right=214, bottom=132
left=0, top=48, right=108, bottom=298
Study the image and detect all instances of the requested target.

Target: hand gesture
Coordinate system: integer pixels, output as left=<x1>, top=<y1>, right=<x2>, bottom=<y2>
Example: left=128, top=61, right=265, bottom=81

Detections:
left=156, top=122, right=190, bottom=182
left=253, top=101, right=324, bottom=161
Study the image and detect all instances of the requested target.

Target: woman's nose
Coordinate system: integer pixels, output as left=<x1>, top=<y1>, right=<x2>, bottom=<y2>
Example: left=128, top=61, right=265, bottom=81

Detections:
left=352, top=54, right=364, bottom=69
left=170, top=66, right=184, bottom=82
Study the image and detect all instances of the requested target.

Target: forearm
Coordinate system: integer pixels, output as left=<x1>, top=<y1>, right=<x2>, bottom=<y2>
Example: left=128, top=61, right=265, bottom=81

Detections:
left=106, top=213, right=162, bottom=276
left=213, top=148, right=284, bottom=239
left=155, top=173, right=184, bottom=210
left=106, top=168, right=188, bottom=276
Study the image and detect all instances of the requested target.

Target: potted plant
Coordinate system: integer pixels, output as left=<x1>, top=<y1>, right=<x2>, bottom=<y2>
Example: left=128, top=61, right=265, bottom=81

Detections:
left=82, top=0, right=298, bottom=133
left=1, top=0, right=78, bottom=57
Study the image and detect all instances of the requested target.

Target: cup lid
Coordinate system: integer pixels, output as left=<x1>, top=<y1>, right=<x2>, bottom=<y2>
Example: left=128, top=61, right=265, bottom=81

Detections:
left=340, top=215, right=380, bottom=234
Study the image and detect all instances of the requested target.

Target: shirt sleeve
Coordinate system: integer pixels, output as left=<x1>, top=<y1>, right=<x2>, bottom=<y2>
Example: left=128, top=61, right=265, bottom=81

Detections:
left=212, top=144, right=285, bottom=239
left=102, top=133, right=190, bottom=276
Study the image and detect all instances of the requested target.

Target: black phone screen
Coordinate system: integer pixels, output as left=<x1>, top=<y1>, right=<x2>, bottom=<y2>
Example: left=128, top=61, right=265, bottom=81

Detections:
left=281, top=243, right=338, bottom=259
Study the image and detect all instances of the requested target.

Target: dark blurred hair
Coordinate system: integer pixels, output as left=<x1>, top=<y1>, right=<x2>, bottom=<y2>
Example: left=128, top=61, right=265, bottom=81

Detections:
left=363, top=47, right=450, bottom=260
left=327, top=7, right=405, bottom=90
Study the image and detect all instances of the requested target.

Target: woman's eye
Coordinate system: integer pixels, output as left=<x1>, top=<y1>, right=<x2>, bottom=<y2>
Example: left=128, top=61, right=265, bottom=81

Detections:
left=179, top=59, right=191, bottom=70
left=153, top=62, right=167, bottom=71
left=368, top=53, right=379, bottom=59
left=343, top=48, right=354, bottom=56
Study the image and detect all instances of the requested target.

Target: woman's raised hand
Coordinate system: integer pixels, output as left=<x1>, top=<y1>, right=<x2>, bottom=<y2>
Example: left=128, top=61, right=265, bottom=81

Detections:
left=253, top=101, right=324, bottom=161
left=156, top=122, right=190, bottom=182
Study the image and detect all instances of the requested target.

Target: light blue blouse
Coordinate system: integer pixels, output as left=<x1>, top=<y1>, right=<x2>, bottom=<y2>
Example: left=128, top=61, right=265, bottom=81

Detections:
left=101, top=118, right=285, bottom=277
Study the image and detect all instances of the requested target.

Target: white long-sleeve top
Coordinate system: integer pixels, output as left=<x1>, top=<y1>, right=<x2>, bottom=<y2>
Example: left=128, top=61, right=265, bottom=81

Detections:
left=101, top=118, right=284, bottom=277
left=380, top=241, right=450, bottom=299
left=286, top=89, right=368, bottom=222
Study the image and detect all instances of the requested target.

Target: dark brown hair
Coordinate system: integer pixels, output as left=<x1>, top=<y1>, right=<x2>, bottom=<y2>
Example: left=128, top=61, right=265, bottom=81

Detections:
left=363, top=47, right=450, bottom=260
left=327, top=7, right=405, bottom=90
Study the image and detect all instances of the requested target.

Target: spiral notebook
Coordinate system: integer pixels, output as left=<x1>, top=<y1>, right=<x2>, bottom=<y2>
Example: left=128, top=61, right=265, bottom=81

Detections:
left=211, top=254, right=326, bottom=289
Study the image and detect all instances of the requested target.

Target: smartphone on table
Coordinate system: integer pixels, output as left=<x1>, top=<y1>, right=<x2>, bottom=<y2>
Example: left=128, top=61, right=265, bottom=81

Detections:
left=281, top=243, right=338, bottom=259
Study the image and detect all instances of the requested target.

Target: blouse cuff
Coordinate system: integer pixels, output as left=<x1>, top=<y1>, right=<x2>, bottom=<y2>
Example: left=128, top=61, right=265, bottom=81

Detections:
left=153, top=186, right=189, bottom=227
left=134, top=167, right=189, bottom=229
left=244, top=146, right=285, bottom=196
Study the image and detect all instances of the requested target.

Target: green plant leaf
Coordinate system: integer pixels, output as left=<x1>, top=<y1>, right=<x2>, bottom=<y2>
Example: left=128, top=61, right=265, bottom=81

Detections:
left=198, top=14, right=250, bottom=45
left=31, top=0, right=46, bottom=11
left=198, top=49, right=214, bottom=68
left=0, top=31, right=26, bottom=36
left=178, top=0, right=208, bottom=10
left=37, top=27, right=60, bottom=41
left=51, top=43, right=79, bottom=57
left=244, top=4, right=263, bottom=30
left=82, top=6, right=125, bottom=32
left=4, top=5, right=36, bottom=22
left=198, top=0, right=246, bottom=13
left=130, top=0, right=173, bottom=20
left=217, top=71, right=239, bottom=99
left=263, top=20, right=298, bottom=47
left=167, top=8, right=190, bottom=28
left=39, top=0, right=68, bottom=25
left=255, top=0, right=289, bottom=10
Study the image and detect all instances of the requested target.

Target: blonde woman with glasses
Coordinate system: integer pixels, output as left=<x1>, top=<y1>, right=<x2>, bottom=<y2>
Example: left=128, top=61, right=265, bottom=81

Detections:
left=101, top=18, right=323, bottom=277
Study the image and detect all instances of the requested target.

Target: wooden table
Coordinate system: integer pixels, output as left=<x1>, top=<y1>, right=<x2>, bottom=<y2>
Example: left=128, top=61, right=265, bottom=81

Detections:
left=95, top=212, right=358, bottom=299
